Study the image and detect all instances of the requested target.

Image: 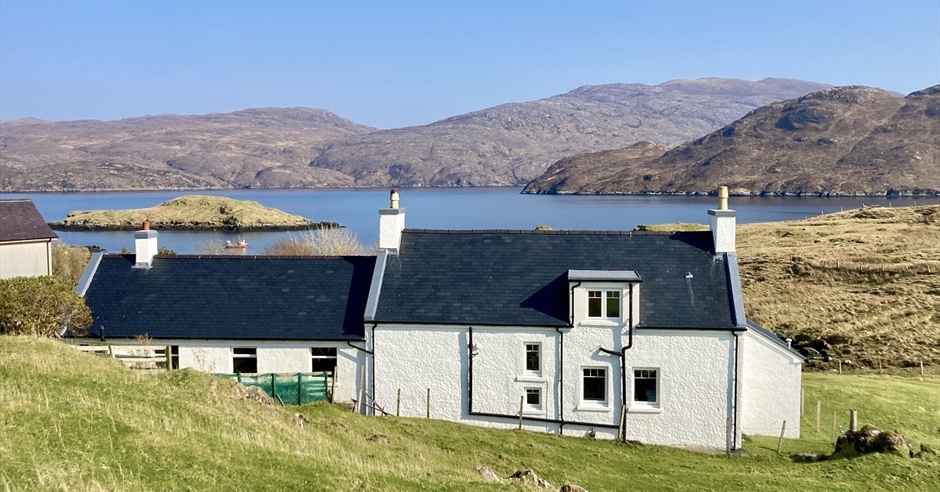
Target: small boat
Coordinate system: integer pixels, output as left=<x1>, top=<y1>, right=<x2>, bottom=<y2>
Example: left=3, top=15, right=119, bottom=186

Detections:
left=225, top=239, right=248, bottom=249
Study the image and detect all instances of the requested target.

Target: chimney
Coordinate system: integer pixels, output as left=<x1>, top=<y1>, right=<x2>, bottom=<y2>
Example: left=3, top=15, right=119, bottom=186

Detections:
left=378, top=189, right=406, bottom=252
left=133, top=221, right=159, bottom=268
left=708, top=186, right=737, bottom=254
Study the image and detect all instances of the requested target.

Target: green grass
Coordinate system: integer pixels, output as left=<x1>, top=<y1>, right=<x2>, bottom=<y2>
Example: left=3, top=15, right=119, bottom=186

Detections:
left=2, top=337, right=938, bottom=491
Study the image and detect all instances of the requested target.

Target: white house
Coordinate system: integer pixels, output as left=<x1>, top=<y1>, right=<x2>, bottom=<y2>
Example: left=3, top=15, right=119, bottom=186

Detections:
left=75, top=224, right=375, bottom=403
left=361, top=189, right=803, bottom=450
left=74, top=189, right=802, bottom=449
left=0, top=199, right=58, bottom=279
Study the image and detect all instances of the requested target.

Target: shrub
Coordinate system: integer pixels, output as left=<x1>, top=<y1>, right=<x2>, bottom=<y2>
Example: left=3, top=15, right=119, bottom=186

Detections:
left=52, top=243, right=92, bottom=288
left=263, top=228, right=368, bottom=256
left=0, top=276, right=92, bottom=337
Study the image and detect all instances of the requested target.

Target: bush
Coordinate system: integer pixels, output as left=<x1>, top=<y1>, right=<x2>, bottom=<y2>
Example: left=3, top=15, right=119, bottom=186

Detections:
left=52, top=243, right=92, bottom=288
left=263, top=228, right=369, bottom=256
left=0, top=276, right=92, bottom=337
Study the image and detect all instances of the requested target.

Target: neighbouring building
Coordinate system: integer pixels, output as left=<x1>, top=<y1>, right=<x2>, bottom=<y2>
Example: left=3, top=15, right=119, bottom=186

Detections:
left=0, top=199, right=58, bottom=279
left=76, top=223, right=375, bottom=403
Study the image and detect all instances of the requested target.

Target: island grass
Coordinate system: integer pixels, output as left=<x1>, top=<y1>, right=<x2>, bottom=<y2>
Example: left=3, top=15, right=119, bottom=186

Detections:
left=2, top=337, right=938, bottom=491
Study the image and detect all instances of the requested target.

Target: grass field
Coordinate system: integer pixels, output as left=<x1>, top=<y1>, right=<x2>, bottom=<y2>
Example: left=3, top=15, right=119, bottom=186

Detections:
left=2, top=337, right=938, bottom=491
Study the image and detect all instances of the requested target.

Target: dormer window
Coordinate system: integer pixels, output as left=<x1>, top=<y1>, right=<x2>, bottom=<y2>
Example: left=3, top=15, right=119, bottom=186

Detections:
left=588, top=290, right=620, bottom=319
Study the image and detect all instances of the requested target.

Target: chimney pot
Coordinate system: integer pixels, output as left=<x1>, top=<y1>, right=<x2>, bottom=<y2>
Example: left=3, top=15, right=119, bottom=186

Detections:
left=142, top=220, right=150, bottom=231
left=718, top=186, right=729, bottom=211
left=390, top=189, right=400, bottom=209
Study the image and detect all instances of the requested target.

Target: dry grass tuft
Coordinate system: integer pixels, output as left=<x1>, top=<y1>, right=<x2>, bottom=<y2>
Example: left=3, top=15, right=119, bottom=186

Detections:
left=262, top=228, right=369, bottom=256
left=738, top=205, right=940, bottom=369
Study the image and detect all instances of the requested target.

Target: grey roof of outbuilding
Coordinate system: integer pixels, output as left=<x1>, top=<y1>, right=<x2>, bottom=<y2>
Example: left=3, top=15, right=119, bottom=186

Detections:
left=82, top=254, right=375, bottom=340
left=372, top=229, right=737, bottom=329
left=0, top=199, right=58, bottom=242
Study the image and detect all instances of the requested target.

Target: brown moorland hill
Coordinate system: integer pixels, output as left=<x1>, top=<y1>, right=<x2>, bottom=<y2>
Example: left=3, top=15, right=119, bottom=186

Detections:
left=736, top=205, right=940, bottom=368
left=524, top=85, right=940, bottom=196
left=0, top=108, right=375, bottom=192
left=309, top=78, right=829, bottom=187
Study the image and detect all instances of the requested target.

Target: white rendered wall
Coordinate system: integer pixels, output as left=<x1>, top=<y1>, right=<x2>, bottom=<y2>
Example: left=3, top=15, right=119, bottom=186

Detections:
left=373, top=324, right=737, bottom=448
left=709, top=213, right=736, bottom=254
left=378, top=210, right=406, bottom=251
left=145, top=340, right=362, bottom=402
left=740, top=331, right=802, bottom=438
left=0, top=240, right=52, bottom=279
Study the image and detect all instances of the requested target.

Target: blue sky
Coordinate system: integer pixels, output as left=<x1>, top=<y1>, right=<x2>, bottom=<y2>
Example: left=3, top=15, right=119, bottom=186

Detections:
left=1, top=0, right=938, bottom=129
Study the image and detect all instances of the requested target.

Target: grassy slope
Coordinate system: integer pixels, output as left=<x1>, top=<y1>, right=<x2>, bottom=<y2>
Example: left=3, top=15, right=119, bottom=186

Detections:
left=737, top=205, right=940, bottom=367
left=49, top=195, right=315, bottom=230
left=2, top=337, right=938, bottom=491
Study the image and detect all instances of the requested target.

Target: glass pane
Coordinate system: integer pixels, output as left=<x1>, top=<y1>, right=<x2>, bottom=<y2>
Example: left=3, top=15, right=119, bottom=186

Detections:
left=526, top=388, right=540, bottom=405
left=583, top=368, right=606, bottom=401
left=311, top=357, right=336, bottom=374
left=606, top=291, right=620, bottom=318
left=233, top=347, right=256, bottom=356
left=634, top=370, right=657, bottom=403
left=588, top=291, right=602, bottom=317
left=311, top=347, right=336, bottom=357
left=233, top=357, right=257, bottom=374
left=526, top=344, right=540, bottom=371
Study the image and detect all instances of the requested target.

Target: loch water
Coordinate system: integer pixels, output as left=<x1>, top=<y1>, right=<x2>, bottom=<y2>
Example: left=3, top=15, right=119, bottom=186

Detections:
left=3, top=188, right=934, bottom=254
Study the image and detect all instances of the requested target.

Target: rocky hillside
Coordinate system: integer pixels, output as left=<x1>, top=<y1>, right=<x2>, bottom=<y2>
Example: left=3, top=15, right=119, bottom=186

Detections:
left=0, top=108, right=375, bottom=191
left=0, top=78, right=828, bottom=192
left=309, top=78, right=830, bottom=187
left=524, top=85, right=940, bottom=196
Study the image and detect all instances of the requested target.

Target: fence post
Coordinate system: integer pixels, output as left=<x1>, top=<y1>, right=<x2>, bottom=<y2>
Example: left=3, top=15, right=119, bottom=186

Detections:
left=165, top=346, right=172, bottom=370
left=426, top=388, right=431, bottom=418
left=921, top=361, right=925, bottom=376
left=725, top=418, right=731, bottom=456
left=396, top=389, right=401, bottom=417
left=816, top=401, right=821, bottom=432
left=831, top=411, right=837, bottom=444
left=800, top=387, right=804, bottom=419
left=330, top=365, right=337, bottom=404
left=776, top=421, right=787, bottom=454
left=272, top=375, right=277, bottom=404
left=297, top=373, right=302, bottom=405
left=850, top=409, right=858, bottom=432
left=518, top=396, right=524, bottom=430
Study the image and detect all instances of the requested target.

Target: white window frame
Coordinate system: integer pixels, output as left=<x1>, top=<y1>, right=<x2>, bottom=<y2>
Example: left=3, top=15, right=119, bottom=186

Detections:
left=524, top=342, right=541, bottom=375
left=524, top=387, right=543, bottom=412
left=311, top=347, right=338, bottom=375
left=232, top=347, right=257, bottom=374
left=579, top=366, right=609, bottom=410
left=631, top=367, right=661, bottom=412
left=586, top=288, right=623, bottom=322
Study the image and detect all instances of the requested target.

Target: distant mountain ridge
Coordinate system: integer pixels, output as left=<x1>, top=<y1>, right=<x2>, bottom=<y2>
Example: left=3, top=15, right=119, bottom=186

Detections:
left=0, top=78, right=829, bottom=192
left=523, top=85, right=940, bottom=196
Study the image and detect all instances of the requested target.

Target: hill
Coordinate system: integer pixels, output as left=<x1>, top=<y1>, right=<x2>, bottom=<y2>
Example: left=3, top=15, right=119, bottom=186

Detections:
left=48, top=195, right=333, bottom=231
left=309, top=78, right=830, bottom=187
left=1, top=337, right=937, bottom=491
left=0, top=78, right=829, bottom=192
left=0, top=108, right=375, bottom=192
left=736, top=205, right=940, bottom=367
left=523, top=85, right=940, bottom=196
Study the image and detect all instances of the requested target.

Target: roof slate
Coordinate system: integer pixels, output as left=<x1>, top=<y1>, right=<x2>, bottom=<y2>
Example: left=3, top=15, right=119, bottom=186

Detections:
left=83, top=255, right=375, bottom=340
left=0, top=199, right=58, bottom=242
left=373, top=230, right=736, bottom=329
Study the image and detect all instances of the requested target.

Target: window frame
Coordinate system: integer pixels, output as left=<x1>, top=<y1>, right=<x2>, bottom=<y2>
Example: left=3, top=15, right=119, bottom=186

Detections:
left=631, top=367, right=660, bottom=410
left=580, top=366, right=608, bottom=407
left=587, top=289, right=623, bottom=321
left=524, top=387, right=543, bottom=412
left=524, top=342, right=541, bottom=375
left=311, top=346, right=338, bottom=375
left=232, top=347, right=257, bottom=374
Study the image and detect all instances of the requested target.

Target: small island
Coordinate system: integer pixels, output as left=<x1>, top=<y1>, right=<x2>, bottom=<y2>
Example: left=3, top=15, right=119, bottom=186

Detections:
left=49, top=195, right=339, bottom=232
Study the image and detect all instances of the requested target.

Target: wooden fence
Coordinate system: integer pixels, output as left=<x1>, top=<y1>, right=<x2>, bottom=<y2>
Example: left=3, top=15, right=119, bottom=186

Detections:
left=69, top=344, right=172, bottom=371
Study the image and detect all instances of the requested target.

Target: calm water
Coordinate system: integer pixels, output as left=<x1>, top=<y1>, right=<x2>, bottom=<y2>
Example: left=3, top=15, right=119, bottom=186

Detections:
left=2, top=188, right=935, bottom=254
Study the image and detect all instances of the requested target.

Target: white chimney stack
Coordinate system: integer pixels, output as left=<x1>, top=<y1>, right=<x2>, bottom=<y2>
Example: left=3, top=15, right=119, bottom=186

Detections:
left=133, top=220, right=158, bottom=268
left=379, top=189, right=406, bottom=253
left=708, top=186, right=736, bottom=254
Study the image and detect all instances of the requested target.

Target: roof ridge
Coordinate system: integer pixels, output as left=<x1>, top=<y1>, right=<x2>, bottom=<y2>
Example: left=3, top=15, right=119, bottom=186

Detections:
left=403, top=228, right=705, bottom=236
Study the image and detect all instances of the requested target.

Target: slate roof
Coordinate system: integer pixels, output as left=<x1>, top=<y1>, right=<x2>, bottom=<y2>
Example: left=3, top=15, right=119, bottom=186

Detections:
left=372, top=229, right=737, bottom=330
left=82, top=255, right=375, bottom=340
left=0, top=199, right=58, bottom=242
